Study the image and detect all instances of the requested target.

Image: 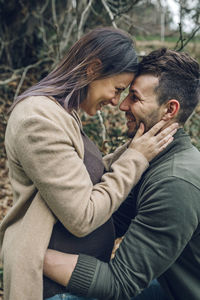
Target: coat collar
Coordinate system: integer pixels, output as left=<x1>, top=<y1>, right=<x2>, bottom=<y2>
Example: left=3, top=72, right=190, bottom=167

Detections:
left=48, top=96, right=83, bottom=130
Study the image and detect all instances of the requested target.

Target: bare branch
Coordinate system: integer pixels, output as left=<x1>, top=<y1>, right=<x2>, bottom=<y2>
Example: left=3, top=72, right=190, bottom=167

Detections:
left=14, top=69, right=29, bottom=100
left=38, top=0, right=50, bottom=46
left=0, top=74, right=20, bottom=86
left=58, top=2, right=72, bottom=25
left=13, top=58, right=53, bottom=99
left=39, top=18, right=48, bottom=46
left=0, top=39, right=4, bottom=59
left=121, top=14, right=149, bottom=35
left=59, top=2, right=77, bottom=53
left=97, top=111, right=106, bottom=141
left=52, top=0, right=58, bottom=26
left=40, top=0, right=50, bottom=14
left=60, top=19, right=77, bottom=55
left=180, top=25, right=200, bottom=50
left=107, top=0, right=140, bottom=17
left=77, top=0, right=94, bottom=39
left=101, top=0, right=117, bottom=28
left=174, top=22, right=185, bottom=50
left=51, top=0, right=61, bottom=60
left=175, top=24, right=200, bottom=51
left=91, top=5, right=100, bottom=17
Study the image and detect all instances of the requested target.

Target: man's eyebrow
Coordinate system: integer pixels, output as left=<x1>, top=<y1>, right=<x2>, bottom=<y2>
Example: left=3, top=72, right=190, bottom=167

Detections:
left=129, top=87, right=140, bottom=95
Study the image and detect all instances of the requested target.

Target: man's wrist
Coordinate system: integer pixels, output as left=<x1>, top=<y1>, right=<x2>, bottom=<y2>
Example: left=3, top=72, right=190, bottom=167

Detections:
left=67, top=254, right=98, bottom=296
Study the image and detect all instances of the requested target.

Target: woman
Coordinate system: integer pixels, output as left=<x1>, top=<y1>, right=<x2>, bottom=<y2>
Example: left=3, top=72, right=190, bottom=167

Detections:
left=0, top=27, right=176, bottom=300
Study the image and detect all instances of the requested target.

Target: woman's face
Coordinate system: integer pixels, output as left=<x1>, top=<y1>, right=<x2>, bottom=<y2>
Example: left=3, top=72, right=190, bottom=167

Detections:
left=80, top=73, right=134, bottom=116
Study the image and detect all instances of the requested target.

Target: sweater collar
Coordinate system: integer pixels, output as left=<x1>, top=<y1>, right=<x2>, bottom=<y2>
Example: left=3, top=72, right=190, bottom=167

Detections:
left=150, top=128, right=193, bottom=166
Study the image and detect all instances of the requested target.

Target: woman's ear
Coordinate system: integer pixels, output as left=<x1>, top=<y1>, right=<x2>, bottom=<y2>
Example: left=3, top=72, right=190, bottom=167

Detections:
left=162, top=99, right=180, bottom=121
left=87, top=59, right=102, bottom=77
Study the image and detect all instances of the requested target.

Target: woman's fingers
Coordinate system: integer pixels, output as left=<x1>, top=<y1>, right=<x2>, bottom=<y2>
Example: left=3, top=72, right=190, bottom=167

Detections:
left=157, top=128, right=177, bottom=147
left=133, top=123, right=145, bottom=139
left=155, top=123, right=178, bottom=141
left=158, top=136, right=174, bottom=152
left=128, top=121, right=179, bottom=162
left=145, top=119, right=168, bottom=137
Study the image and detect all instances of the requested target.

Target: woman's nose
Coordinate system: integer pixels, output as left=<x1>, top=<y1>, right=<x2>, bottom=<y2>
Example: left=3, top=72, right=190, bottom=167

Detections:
left=110, top=95, right=120, bottom=106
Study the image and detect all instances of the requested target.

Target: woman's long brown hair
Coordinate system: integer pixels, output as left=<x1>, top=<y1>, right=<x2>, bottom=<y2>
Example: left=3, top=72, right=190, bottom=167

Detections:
left=11, top=27, right=138, bottom=112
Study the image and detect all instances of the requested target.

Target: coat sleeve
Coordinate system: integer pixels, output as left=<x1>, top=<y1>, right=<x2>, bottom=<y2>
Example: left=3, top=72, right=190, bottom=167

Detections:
left=14, top=100, right=149, bottom=237
left=68, top=177, right=199, bottom=299
left=103, top=141, right=130, bottom=171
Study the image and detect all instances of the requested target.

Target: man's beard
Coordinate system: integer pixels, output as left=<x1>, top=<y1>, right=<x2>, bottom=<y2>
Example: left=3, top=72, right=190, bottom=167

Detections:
left=127, top=125, right=139, bottom=138
left=126, top=112, right=161, bottom=138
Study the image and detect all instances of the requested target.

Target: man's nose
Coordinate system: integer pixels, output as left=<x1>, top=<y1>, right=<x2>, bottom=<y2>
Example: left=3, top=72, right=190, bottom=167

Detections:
left=119, top=96, right=130, bottom=111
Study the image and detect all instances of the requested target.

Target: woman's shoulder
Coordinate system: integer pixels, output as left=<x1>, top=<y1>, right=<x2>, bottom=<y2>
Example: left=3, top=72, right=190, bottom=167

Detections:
left=13, top=95, right=67, bottom=115
left=7, top=96, right=82, bottom=137
left=10, top=96, right=78, bottom=124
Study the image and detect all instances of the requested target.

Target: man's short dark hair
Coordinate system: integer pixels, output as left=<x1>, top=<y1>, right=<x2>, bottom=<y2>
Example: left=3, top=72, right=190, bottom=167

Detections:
left=138, top=48, right=200, bottom=124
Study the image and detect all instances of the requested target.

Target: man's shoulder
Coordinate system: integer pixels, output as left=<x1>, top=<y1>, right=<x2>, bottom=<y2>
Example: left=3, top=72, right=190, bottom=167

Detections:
left=172, top=146, right=200, bottom=186
left=145, top=145, right=200, bottom=189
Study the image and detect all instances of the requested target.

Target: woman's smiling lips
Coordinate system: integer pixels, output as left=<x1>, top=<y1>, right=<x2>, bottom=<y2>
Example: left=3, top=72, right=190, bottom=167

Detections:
left=97, top=101, right=110, bottom=110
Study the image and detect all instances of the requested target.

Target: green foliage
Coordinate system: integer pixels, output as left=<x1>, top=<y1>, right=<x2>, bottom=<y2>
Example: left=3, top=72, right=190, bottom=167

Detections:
left=184, top=107, right=200, bottom=150
left=81, top=108, right=128, bottom=155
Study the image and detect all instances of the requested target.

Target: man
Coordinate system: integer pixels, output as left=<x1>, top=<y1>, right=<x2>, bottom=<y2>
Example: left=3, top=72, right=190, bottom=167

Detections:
left=44, top=48, right=200, bottom=300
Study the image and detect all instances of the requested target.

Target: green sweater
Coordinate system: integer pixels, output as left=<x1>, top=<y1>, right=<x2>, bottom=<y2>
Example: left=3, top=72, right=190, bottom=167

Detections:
left=68, top=129, right=200, bottom=300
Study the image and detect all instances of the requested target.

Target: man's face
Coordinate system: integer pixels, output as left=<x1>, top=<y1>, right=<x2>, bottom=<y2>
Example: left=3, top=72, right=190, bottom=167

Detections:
left=119, top=74, right=165, bottom=137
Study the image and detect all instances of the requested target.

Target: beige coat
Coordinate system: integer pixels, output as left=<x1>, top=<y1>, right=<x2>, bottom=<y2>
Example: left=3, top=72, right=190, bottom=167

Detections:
left=0, top=96, right=149, bottom=300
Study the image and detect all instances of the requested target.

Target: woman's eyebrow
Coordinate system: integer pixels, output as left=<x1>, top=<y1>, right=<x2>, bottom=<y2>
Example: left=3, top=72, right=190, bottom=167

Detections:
left=117, top=86, right=126, bottom=90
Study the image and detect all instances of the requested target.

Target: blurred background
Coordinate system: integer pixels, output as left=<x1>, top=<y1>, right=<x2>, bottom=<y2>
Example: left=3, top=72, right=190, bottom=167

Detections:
left=0, top=0, right=199, bottom=295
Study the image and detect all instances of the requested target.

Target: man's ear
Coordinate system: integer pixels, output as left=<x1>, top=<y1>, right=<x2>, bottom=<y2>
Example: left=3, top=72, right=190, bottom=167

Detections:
left=87, top=59, right=102, bottom=77
left=162, top=99, right=180, bottom=121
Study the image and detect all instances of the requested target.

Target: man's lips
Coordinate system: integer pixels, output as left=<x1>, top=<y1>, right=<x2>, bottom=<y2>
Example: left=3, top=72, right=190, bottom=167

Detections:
left=125, top=112, right=136, bottom=122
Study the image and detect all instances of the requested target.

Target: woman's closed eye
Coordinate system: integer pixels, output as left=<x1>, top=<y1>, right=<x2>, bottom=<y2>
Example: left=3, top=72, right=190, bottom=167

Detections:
left=115, top=88, right=124, bottom=95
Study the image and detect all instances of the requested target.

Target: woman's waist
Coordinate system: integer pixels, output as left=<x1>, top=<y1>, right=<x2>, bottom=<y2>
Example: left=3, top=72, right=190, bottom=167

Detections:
left=48, top=217, right=115, bottom=262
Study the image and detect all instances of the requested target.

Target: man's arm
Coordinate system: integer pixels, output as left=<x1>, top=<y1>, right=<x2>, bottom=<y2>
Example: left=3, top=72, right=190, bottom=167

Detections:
left=44, top=178, right=198, bottom=299
left=112, top=188, right=138, bottom=238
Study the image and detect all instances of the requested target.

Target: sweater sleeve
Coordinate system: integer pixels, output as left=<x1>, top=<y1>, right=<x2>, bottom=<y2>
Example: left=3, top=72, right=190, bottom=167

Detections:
left=12, top=99, right=149, bottom=237
left=67, top=177, right=199, bottom=299
left=112, top=189, right=137, bottom=238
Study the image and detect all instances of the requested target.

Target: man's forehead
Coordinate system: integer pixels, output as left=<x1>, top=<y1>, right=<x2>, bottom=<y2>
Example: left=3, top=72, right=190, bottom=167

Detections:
left=130, top=74, right=159, bottom=93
